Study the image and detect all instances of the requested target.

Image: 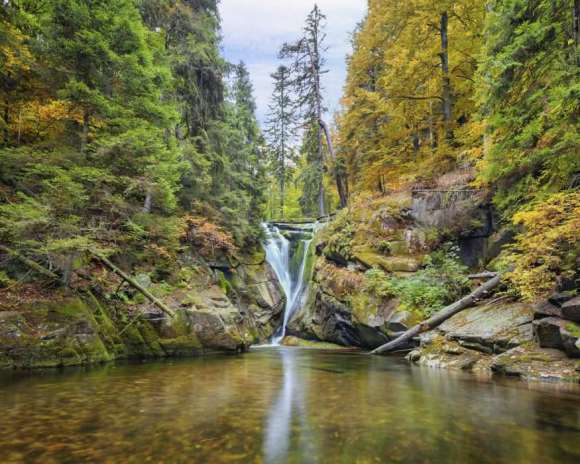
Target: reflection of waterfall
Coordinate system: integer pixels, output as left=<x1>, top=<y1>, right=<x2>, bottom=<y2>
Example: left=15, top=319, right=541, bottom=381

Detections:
left=263, top=223, right=313, bottom=345
left=263, top=349, right=314, bottom=463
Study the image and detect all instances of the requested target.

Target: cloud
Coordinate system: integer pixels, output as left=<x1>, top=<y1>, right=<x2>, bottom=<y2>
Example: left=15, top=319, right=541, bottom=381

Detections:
left=219, top=0, right=367, bottom=125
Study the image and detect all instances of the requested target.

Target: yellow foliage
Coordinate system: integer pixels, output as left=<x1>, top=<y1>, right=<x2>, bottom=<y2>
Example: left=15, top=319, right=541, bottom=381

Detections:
left=338, top=0, right=485, bottom=193
left=503, top=192, right=580, bottom=301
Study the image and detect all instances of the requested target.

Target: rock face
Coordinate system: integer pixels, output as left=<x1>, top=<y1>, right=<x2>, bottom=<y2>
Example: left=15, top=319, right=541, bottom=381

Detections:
left=0, top=255, right=284, bottom=370
left=424, top=301, right=535, bottom=353
left=289, top=188, right=502, bottom=350
left=409, top=299, right=580, bottom=382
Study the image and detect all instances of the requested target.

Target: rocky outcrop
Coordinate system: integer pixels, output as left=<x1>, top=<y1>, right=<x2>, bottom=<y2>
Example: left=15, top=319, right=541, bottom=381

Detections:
left=0, top=252, right=284, bottom=370
left=532, top=292, right=580, bottom=359
left=409, top=299, right=580, bottom=383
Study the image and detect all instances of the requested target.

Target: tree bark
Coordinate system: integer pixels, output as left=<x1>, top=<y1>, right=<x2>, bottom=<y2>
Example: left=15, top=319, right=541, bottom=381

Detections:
left=370, top=271, right=506, bottom=355
left=319, top=118, right=348, bottom=208
left=91, top=252, right=175, bottom=318
left=439, top=11, right=453, bottom=142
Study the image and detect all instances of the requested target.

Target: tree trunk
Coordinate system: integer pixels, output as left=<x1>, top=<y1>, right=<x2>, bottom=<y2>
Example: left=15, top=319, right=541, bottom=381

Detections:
left=0, top=245, right=59, bottom=281
left=575, top=0, right=580, bottom=66
left=143, top=187, right=153, bottom=213
left=91, top=252, right=175, bottom=318
left=3, top=99, right=10, bottom=146
left=439, top=12, right=453, bottom=142
left=370, top=271, right=505, bottom=355
left=319, top=118, right=348, bottom=208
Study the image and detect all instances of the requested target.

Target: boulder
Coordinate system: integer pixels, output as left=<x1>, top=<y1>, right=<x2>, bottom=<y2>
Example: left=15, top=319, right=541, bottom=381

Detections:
left=560, top=323, right=580, bottom=358
left=426, top=300, right=534, bottom=353
left=548, top=291, right=577, bottom=307
left=533, top=317, right=580, bottom=358
left=561, top=296, right=580, bottom=322
left=385, top=310, right=411, bottom=333
left=533, top=300, right=563, bottom=319
left=533, top=317, right=566, bottom=349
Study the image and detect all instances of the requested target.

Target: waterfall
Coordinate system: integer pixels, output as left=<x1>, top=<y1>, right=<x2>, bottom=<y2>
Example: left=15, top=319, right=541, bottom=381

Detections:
left=263, top=223, right=313, bottom=345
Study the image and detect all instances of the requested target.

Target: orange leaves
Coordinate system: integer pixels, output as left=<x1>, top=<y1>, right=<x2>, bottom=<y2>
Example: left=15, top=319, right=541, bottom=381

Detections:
left=182, top=215, right=237, bottom=259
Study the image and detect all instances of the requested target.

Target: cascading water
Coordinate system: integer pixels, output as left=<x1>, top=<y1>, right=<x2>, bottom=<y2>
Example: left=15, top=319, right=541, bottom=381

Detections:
left=262, top=223, right=313, bottom=345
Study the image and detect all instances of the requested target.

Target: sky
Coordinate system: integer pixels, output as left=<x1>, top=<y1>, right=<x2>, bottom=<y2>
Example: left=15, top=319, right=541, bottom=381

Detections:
left=219, top=0, right=368, bottom=126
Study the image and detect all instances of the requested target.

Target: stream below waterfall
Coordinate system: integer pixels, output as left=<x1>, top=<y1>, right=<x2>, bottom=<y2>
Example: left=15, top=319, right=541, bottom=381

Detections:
left=1, top=348, right=579, bottom=463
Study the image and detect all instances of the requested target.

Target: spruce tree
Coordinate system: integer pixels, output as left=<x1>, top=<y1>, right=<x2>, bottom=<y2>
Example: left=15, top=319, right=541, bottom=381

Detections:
left=265, top=65, right=296, bottom=218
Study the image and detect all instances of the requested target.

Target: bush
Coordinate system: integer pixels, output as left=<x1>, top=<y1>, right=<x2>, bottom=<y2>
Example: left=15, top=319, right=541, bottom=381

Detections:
left=364, top=244, right=470, bottom=317
left=321, top=209, right=356, bottom=261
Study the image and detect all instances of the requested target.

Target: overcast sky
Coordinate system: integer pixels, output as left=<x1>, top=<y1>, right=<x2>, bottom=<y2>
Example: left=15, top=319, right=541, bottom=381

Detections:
left=219, top=0, right=367, bottom=126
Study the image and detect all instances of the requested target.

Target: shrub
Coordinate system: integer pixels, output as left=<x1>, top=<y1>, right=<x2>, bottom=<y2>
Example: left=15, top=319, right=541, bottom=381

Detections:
left=364, top=244, right=470, bottom=317
left=321, top=209, right=356, bottom=261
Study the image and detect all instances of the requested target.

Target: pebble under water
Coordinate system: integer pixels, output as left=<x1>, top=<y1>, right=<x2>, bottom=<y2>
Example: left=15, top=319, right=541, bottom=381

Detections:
left=0, top=348, right=579, bottom=463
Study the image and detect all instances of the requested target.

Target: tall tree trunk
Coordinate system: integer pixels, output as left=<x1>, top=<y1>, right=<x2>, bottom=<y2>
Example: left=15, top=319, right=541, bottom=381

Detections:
left=319, top=118, right=348, bottom=208
left=439, top=12, right=453, bottom=142
left=3, top=99, right=10, bottom=146
left=280, top=166, right=285, bottom=218
left=143, top=187, right=153, bottom=213
left=575, top=0, right=580, bottom=66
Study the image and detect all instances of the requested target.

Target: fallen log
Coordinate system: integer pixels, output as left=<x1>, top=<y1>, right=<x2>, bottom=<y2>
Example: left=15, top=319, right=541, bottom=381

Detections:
left=467, top=271, right=498, bottom=279
left=0, top=244, right=60, bottom=281
left=91, top=252, right=175, bottom=318
left=370, top=270, right=507, bottom=355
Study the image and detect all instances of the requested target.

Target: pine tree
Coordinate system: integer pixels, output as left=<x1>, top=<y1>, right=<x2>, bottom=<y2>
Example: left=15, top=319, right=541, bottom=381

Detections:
left=280, top=5, right=348, bottom=216
left=265, top=65, right=296, bottom=218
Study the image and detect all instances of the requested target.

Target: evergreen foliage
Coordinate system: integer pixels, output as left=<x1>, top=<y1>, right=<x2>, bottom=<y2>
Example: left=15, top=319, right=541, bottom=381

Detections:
left=0, top=0, right=265, bottom=284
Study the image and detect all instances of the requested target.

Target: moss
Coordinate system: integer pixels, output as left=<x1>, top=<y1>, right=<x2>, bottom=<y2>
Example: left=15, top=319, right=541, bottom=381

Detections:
left=158, top=336, right=203, bottom=356
left=216, top=271, right=233, bottom=295
left=281, top=336, right=352, bottom=350
left=354, top=247, right=422, bottom=272
left=349, top=291, right=379, bottom=325
left=565, top=322, right=580, bottom=338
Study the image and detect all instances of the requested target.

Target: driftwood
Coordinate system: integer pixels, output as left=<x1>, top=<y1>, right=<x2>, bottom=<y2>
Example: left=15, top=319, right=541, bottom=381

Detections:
left=370, top=271, right=506, bottom=355
left=91, top=252, right=175, bottom=318
left=467, top=271, right=498, bottom=279
left=0, top=244, right=60, bottom=281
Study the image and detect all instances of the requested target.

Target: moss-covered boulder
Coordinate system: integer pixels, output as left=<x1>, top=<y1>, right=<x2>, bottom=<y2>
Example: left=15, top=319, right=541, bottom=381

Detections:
left=0, top=298, right=115, bottom=369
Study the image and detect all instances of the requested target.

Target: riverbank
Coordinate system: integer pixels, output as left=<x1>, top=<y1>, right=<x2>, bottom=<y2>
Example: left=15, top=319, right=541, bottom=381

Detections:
left=0, top=249, right=285, bottom=370
left=286, top=190, right=580, bottom=384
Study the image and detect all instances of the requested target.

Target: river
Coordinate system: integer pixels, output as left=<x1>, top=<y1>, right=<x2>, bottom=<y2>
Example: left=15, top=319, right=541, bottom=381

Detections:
left=1, top=348, right=579, bottom=463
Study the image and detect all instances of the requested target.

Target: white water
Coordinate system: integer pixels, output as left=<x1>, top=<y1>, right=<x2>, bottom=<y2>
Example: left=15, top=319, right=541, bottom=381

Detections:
left=263, top=223, right=313, bottom=345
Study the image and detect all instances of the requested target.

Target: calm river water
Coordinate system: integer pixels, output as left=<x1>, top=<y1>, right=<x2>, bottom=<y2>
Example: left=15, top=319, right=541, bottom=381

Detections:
left=0, top=348, right=579, bottom=463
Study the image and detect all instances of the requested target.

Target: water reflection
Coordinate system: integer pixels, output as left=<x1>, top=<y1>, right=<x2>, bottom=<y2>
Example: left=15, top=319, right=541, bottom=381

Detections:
left=0, top=349, right=579, bottom=463
left=264, top=348, right=315, bottom=463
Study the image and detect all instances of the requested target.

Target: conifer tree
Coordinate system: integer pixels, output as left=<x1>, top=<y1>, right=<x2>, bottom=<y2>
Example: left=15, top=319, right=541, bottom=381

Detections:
left=280, top=5, right=348, bottom=216
left=265, top=65, right=296, bottom=217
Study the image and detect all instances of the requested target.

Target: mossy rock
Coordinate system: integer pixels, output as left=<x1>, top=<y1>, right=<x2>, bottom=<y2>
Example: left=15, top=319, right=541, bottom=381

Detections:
left=281, top=336, right=354, bottom=350
left=353, top=247, right=422, bottom=272
left=158, top=336, right=203, bottom=356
